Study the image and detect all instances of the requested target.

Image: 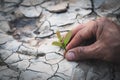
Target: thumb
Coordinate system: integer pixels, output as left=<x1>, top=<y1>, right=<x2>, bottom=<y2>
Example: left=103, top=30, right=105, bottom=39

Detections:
left=65, top=41, right=101, bottom=61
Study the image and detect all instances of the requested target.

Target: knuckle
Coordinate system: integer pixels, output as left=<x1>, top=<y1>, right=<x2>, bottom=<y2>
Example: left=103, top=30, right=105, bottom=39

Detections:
left=97, top=17, right=110, bottom=24
left=75, top=33, right=83, bottom=42
left=77, top=47, right=86, bottom=56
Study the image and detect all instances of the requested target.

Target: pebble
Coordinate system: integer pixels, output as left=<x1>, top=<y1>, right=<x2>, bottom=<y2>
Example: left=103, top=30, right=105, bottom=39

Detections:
left=0, top=21, right=10, bottom=32
left=46, top=2, right=69, bottom=13
left=19, top=6, right=42, bottom=17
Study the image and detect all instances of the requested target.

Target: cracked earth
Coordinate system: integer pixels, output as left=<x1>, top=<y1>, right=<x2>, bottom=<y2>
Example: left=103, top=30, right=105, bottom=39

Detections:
left=0, top=0, right=120, bottom=80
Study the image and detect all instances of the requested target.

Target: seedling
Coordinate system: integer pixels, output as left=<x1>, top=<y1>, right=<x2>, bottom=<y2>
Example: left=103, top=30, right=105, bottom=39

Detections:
left=52, top=30, right=72, bottom=51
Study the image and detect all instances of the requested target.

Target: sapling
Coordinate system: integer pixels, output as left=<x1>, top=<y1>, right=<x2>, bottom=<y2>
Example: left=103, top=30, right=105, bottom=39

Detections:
left=52, top=30, right=72, bottom=56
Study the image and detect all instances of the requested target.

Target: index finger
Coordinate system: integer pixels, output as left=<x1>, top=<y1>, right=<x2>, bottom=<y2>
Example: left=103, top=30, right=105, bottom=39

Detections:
left=66, top=20, right=97, bottom=51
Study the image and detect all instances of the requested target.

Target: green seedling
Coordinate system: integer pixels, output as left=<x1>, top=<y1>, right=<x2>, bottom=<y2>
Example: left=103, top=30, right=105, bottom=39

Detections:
left=52, top=30, right=72, bottom=51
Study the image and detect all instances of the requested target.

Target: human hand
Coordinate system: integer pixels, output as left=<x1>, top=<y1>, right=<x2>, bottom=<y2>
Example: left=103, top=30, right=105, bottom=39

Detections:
left=65, top=18, right=120, bottom=63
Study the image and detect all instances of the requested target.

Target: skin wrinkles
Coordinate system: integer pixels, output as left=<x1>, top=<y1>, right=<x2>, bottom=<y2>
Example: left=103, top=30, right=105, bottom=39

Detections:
left=65, top=17, right=120, bottom=64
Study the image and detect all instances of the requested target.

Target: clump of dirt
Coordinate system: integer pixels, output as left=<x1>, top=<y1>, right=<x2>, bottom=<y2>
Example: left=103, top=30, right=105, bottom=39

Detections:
left=7, top=17, right=38, bottom=40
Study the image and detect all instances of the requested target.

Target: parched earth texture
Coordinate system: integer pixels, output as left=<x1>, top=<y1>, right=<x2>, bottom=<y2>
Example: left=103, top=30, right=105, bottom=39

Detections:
left=0, top=0, right=120, bottom=80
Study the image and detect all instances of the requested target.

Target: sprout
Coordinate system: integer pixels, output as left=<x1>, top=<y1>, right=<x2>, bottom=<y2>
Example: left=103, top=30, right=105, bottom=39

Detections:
left=52, top=30, right=72, bottom=51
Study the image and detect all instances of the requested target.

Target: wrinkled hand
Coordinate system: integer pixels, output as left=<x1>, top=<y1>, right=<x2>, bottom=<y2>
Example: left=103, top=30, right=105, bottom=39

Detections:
left=65, top=18, right=120, bottom=63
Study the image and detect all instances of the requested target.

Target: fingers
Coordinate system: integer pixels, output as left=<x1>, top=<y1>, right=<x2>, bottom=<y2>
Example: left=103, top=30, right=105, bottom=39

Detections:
left=66, top=20, right=97, bottom=50
left=62, top=24, right=84, bottom=40
left=65, top=17, right=120, bottom=63
left=71, top=24, right=85, bottom=38
left=65, top=41, right=102, bottom=61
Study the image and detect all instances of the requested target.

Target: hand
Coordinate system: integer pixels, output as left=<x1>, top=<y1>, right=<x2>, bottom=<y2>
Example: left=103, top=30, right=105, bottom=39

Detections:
left=65, top=17, right=120, bottom=63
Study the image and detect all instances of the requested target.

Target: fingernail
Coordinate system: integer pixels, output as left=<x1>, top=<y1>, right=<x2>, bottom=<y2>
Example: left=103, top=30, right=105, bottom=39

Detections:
left=66, top=51, right=75, bottom=60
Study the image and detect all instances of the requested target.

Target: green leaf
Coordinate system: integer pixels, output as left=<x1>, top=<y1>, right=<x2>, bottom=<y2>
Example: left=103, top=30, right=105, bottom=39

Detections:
left=63, top=31, right=72, bottom=46
left=52, top=41, right=62, bottom=47
left=56, top=31, right=62, bottom=41
left=52, top=30, right=72, bottom=51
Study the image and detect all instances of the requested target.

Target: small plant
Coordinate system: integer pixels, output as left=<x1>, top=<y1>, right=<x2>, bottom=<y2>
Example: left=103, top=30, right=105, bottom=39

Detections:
left=52, top=30, right=72, bottom=51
